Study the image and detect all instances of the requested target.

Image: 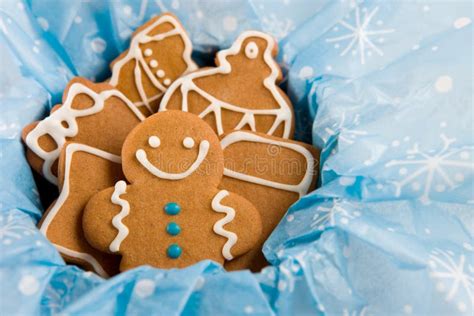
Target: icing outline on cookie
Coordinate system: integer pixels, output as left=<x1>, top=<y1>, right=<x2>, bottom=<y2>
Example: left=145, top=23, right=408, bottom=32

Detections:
left=25, top=83, right=145, bottom=185
left=135, top=140, right=210, bottom=180
left=160, top=31, right=293, bottom=138
left=220, top=131, right=314, bottom=197
left=39, top=143, right=122, bottom=278
left=109, top=14, right=197, bottom=113
left=211, top=190, right=237, bottom=260
left=109, top=181, right=130, bottom=253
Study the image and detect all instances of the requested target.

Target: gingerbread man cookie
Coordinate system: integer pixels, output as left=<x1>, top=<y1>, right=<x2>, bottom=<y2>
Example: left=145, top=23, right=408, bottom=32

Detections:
left=219, top=131, right=319, bottom=271
left=22, top=77, right=145, bottom=184
left=39, top=143, right=123, bottom=277
left=82, top=111, right=262, bottom=271
left=109, top=13, right=197, bottom=115
left=160, top=31, right=294, bottom=138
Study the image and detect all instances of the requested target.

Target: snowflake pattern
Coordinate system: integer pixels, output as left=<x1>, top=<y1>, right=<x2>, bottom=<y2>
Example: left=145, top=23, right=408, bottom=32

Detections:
left=385, top=134, right=474, bottom=204
left=343, top=306, right=369, bottom=316
left=326, top=4, right=395, bottom=64
left=0, top=212, right=37, bottom=245
left=261, top=14, right=295, bottom=39
left=325, top=112, right=368, bottom=145
left=43, top=278, right=74, bottom=312
left=428, top=248, right=474, bottom=313
left=311, top=199, right=361, bottom=230
left=277, top=260, right=302, bottom=293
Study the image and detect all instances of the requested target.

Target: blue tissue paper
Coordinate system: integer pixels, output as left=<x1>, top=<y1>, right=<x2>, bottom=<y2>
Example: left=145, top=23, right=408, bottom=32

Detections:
left=0, top=0, right=472, bottom=315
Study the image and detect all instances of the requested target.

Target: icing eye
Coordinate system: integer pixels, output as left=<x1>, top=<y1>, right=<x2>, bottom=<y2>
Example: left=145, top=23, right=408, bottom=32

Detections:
left=245, top=42, right=259, bottom=59
left=183, top=137, right=195, bottom=149
left=148, top=136, right=161, bottom=148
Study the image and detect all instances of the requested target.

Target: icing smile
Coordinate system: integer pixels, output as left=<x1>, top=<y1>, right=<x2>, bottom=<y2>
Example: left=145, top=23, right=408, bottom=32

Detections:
left=136, top=137, right=210, bottom=180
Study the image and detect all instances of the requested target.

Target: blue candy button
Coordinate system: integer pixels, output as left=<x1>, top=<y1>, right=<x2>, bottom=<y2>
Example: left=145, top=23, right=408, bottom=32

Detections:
left=167, top=244, right=182, bottom=259
left=166, top=222, right=181, bottom=236
left=164, top=202, right=181, bottom=215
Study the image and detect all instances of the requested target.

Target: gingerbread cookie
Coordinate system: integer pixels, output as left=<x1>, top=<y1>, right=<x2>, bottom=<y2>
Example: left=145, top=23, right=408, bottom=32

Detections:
left=39, top=143, right=123, bottom=277
left=160, top=31, right=294, bottom=138
left=219, top=131, right=319, bottom=271
left=109, top=13, right=197, bottom=115
left=82, top=111, right=262, bottom=271
left=22, top=77, right=145, bottom=184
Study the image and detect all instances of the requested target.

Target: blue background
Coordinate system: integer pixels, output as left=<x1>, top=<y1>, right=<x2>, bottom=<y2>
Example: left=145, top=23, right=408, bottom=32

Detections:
left=0, top=0, right=472, bottom=315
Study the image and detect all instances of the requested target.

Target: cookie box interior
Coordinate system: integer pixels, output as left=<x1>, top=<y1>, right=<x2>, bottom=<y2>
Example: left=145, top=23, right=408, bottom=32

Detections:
left=1, top=1, right=472, bottom=315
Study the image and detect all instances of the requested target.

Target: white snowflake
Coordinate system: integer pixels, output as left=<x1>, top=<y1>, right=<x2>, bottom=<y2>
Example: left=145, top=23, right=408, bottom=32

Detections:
left=277, top=262, right=301, bottom=293
left=428, top=248, right=474, bottom=313
left=385, top=134, right=474, bottom=204
left=43, top=277, right=74, bottom=312
left=311, top=199, right=361, bottom=230
left=261, top=14, right=295, bottom=39
left=0, top=213, right=37, bottom=245
left=155, top=0, right=180, bottom=13
left=326, top=5, right=395, bottom=64
left=325, top=112, right=367, bottom=145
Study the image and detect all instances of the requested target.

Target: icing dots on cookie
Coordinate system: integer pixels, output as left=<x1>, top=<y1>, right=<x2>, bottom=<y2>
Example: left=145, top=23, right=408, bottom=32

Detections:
left=167, top=244, right=182, bottom=259
left=164, top=202, right=181, bottom=215
left=156, top=70, right=165, bottom=78
left=166, top=222, right=181, bottom=236
left=144, top=48, right=153, bottom=57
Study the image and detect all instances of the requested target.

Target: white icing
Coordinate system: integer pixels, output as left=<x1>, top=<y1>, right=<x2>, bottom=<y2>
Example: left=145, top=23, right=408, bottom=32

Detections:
left=56, top=245, right=109, bottom=278
left=157, top=70, right=165, bottom=78
left=25, top=82, right=145, bottom=184
left=38, top=143, right=122, bottom=278
left=245, top=41, right=259, bottom=59
left=164, top=78, right=171, bottom=86
left=109, top=14, right=197, bottom=112
left=220, top=131, right=315, bottom=197
left=183, top=137, right=194, bottom=149
left=135, top=140, right=209, bottom=180
left=160, top=31, right=292, bottom=138
left=148, top=135, right=161, bottom=148
left=144, top=48, right=152, bottom=56
left=149, top=59, right=158, bottom=68
left=211, top=190, right=237, bottom=260
left=109, top=181, right=130, bottom=253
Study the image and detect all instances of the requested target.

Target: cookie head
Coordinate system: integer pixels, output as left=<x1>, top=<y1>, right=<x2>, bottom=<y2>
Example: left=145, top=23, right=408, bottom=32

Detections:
left=122, top=111, right=224, bottom=186
left=220, top=32, right=279, bottom=80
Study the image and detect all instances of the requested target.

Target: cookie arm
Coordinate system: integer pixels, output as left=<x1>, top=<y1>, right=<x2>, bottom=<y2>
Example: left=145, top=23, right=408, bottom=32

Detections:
left=83, top=182, right=128, bottom=254
left=212, top=190, right=262, bottom=260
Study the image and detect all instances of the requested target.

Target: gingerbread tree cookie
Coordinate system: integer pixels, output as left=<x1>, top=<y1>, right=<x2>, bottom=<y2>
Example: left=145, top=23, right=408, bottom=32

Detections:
left=109, top=13, right=197, bottom=115
left=22, top=77, right=145, bottom=184
left=83, top=111, right=262, bottom=271
left=160, top=31, right=294, bottom=138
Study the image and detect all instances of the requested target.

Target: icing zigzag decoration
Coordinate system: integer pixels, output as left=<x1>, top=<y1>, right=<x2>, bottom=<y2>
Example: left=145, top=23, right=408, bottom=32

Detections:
left=110, top=13, right=197, bottom=115
left=22, top=78, right=145, bottom=184
left=160, top=31, right=294, bottom=139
